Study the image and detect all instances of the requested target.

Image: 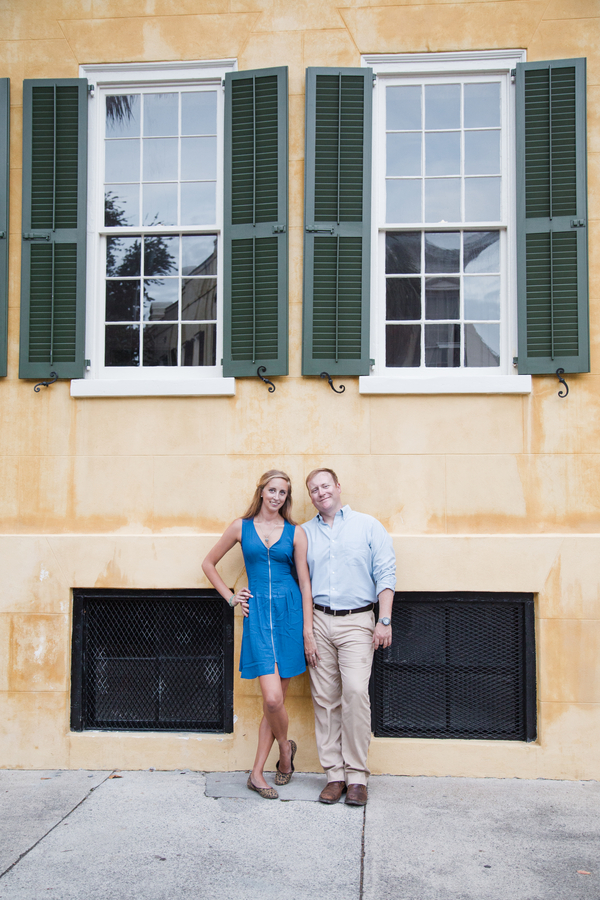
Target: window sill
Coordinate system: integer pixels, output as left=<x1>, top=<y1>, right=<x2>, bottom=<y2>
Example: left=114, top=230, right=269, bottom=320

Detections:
left=70, top=378, right=236, bottom=398
left=359, top=375, right=532, bottom=395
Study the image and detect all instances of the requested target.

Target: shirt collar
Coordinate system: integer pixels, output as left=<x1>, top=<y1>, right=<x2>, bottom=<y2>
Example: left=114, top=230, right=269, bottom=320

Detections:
left=316, top=504, right=352, bottom=524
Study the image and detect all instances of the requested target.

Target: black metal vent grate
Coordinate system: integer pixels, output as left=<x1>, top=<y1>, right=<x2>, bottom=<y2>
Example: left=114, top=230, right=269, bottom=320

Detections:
left=71, top=590, right=234, bottom=733
left=372, top=593, right=536, bottom=741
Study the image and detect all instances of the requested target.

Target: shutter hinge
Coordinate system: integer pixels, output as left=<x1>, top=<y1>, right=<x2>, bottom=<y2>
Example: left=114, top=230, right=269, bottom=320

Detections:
left=512, top=357, right=518, bottom=367
left=510, top=68, right=516, bottom=80
left=0, top=232, right=5, bottom=239
left=372, top=73, right=377, bottom=86
left=570, top=218, right=586, bottom=228
left=370, top=358, right=375, bottom=368
left=87, top=84, right=95, bottom=96
left=272, top=225, right=286, bottom=234
left=23, top=232, right=50, bottom=241
left=85, top=359, right=91, bottom=369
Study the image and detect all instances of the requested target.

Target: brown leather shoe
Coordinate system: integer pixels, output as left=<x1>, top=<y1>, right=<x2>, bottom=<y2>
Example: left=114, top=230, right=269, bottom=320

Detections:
left=318, top=781, right=347, bottom=804
left=345, top=783, right=368, bottom=806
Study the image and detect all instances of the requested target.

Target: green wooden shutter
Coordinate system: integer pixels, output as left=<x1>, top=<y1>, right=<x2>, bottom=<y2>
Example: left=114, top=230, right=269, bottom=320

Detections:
left=0, top=79, right=9, bottom=378
left=302, top=68, right=372, bottom=377
left=223, top=67, right=288, bottom=378
left=19, top=79, right=87, bottom=380
left=516, top=58, right=589, bottom=375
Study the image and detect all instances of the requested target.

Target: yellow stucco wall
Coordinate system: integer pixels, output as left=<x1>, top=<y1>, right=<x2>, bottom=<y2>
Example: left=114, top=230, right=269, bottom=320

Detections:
left=0, top=0, right=599, bottom=778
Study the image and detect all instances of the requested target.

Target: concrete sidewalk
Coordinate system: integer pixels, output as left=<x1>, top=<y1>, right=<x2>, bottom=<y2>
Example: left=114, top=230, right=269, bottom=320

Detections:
left=0, top=770, right=598, bottom=900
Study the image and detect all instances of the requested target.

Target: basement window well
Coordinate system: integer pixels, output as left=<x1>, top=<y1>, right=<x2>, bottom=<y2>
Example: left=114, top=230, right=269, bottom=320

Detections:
left=71, top=589, right=234, bottom=733
left=371, top=592, right=536, bottom=741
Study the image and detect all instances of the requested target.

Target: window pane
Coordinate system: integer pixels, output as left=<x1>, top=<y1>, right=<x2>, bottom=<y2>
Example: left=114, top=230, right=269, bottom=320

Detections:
left=143, top=323, right=179, bottom=365
left=386, top=324, right=421, bottom=367
left=107, top=236, right=141, bottom=277
left=106, top=95, right=140, bottom=138
left=142, top=182, right=177, bottom=226
left=182, top=323, right=216, bottom=366
left=143, top=279, right=178, bottom=321
left=182, top=235, right=218, bottom=275
left=181, top=182, right=216, bottom=226
left=386, top=278, right=421, bottom=320
left=106, top=280, right=140, bottom=321
left=464, top=232, right=499, bottom=273
left=425, top=84, right=460, bottom=130
left=425, top=323, right=460, bottom=367
left=425, top=277, right=460, bottom=320
left=464, top=276, right=500, bottom=320
left=105, top=324, right=139, bottom=366
left=182, top=91, right=217, bottom=135
left=386, top=179, right=421, bottom=223
left=425, top=132, right=460, bottom=176
left=425, top=178, right=460, bottom=222
left=387, top=85, right=421, bottom=131
left=464, top=83, right=500, bottom=128
left=105, top=185, right=139, bottom=227
left=105, top=139, right=140, bottom=182
left=144, top=93, right=178, bottom=136
left=144, top=235, right=178, bottom=277
left=181, top=136, right=217, bottom=181
left=464, top=323, right=500, bottom=366
left=386, top=232, right=421, bottom=274
left=182, top=279, right=217, bottom=320
left=387, top=133, right=421, bottom=177
left=143, top=138, right=178, bottom=181
left=465, top=131, right=500, bottom=175
left=425, top=232, right=459, bottom=273
left=465, top=177, right=501, bottom=221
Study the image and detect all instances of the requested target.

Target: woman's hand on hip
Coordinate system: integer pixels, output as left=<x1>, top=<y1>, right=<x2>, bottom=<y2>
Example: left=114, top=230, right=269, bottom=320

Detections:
left=304, top=632, right=320, bottom=668
left=232, top=588, right=251, bottom=617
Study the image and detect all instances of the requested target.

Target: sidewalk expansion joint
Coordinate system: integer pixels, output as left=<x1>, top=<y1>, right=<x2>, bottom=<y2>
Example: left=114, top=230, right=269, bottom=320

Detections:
left=359, top=806, right=366, bottom=900
left=0, top=771, right=115, bottom=880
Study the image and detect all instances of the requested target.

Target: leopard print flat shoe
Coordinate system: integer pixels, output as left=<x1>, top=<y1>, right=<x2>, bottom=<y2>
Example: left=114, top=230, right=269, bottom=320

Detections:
left=247, top=775, right=279, bottom=799
left=274, top=739, right=297, bottom=786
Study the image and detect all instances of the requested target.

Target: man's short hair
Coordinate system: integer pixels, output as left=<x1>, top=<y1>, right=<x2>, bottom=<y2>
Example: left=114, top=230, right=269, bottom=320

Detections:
left=305, top=468, right=340, bottom=490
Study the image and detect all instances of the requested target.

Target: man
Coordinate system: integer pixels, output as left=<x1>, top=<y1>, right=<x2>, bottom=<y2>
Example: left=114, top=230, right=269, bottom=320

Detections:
left=302, top=468, right=396, bottom=806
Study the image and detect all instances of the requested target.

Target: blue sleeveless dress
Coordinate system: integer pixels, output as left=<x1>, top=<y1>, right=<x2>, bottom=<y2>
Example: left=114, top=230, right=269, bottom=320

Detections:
left=239, top=518, right=306, bottom=680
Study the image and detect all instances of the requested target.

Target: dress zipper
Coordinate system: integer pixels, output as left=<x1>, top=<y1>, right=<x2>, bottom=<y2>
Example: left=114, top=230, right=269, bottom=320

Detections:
left=267, top=546, right=276, bottom=663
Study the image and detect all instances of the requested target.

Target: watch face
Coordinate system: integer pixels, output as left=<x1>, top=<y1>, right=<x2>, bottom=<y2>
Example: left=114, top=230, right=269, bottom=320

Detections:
left=380, top=617, right=391, bottom=626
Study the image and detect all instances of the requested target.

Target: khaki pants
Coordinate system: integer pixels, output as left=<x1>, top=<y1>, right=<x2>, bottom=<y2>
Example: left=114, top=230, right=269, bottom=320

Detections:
left=308, top=608, right=375, bottom=786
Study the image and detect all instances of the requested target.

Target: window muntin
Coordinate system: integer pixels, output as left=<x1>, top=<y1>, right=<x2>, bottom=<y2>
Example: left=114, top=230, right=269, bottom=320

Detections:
left=101, top=87, right=219, bottom=373
left=83, top=69, right=227, bottom=384
left=104, top=233, right=217, bottom=367
left=104, top=90, right=217, bottom=229
left=385, top=80, right=502, bottom=226
left=375, top=67, right=513, bottom=376
left=385, top=230, right=501, bottom=369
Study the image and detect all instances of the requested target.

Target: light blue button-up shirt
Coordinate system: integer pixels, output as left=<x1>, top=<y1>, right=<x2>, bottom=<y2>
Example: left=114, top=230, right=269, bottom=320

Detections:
left=302, top=505, right=396, bottom=610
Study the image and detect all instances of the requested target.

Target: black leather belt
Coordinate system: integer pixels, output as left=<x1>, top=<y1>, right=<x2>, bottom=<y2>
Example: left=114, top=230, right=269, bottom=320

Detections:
left=313, top=603, right=374, bottom=617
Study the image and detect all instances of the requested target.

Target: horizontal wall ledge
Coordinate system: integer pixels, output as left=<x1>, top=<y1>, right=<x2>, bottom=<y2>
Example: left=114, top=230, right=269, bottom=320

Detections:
left=359, top=375, right=532, bottom=395
left=70, top=378, right=236, bottom=398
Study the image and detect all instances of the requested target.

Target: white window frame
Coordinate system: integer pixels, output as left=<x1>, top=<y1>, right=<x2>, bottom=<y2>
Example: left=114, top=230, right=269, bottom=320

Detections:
left=72, top=60, right=237, bottom=398
left=360, top=50, right=531, bottom=395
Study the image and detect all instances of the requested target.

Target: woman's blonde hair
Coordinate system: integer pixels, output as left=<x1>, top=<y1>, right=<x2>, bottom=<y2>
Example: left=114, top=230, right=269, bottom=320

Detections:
left=242, top=470, right=296, bottom=524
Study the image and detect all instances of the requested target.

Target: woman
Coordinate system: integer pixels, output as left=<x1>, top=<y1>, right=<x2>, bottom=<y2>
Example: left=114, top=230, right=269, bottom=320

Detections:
left=202, top=470, right=317, bottom=799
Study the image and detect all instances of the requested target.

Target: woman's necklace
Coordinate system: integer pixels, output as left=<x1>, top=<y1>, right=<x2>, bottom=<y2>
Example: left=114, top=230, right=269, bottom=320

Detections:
left=255, top=519, right=283, bottom=546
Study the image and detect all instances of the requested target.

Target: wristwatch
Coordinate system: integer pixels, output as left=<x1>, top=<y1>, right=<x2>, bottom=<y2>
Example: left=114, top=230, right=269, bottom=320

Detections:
left=378, top=617, right=391, bottom=626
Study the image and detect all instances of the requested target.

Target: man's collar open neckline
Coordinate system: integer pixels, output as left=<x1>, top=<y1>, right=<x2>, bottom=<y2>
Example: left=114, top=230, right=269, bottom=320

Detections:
left=316, top=504, right=352, bottom=524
